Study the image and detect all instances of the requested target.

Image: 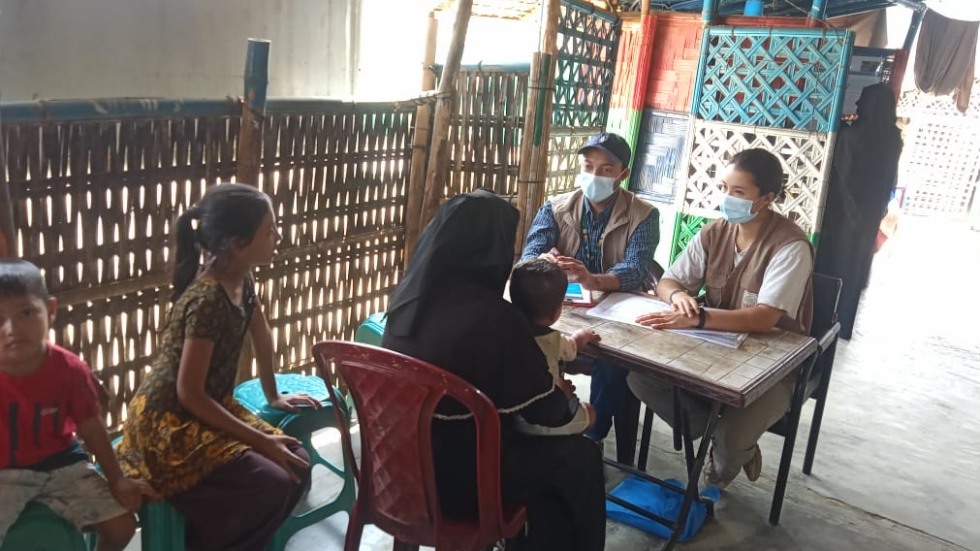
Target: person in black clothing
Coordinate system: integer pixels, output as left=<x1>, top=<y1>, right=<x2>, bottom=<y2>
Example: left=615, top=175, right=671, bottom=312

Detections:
left=816, top=83, right=903, bottom=339
left=382, top=189, right=606, bottom=551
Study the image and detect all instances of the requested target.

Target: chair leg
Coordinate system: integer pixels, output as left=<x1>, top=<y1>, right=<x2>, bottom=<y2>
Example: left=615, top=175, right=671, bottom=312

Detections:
left=769, top=357, right=814, bottom=526
left=804, top=344, right=837, bottom=475
left=344, top=504, right=365, bottom=551
left=615, top=390, right=641, bottom=466
left=672, top=387, right=683, bottom=452
left=637, top=407, right=654, bottom=472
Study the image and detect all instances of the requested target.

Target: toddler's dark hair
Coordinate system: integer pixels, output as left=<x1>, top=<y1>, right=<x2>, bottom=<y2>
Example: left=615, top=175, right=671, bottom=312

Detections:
left=0, top=259, right=50, bottom=300
left=730, top=149, right=785, bottom=200
left=173, top=183, right=272, bottom=301
left=510, top=258, right=568, bottom=323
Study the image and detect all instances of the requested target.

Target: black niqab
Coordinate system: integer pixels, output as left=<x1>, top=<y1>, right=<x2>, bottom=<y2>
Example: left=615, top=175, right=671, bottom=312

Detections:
left=386, top=189, right=519, bottom=338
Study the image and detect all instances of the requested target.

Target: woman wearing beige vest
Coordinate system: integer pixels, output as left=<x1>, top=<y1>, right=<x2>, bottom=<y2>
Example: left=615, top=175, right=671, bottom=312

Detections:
left=627, top=149, right=814, bottom=489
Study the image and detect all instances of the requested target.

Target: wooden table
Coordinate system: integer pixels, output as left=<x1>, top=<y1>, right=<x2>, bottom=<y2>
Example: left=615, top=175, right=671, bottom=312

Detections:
left=557, top=303, right=817, bottom=550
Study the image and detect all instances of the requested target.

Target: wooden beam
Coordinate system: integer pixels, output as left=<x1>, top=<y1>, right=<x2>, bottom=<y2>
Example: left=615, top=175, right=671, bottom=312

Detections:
left=404, top=12, right=440, bottom=264
left=419, top=0, right=474, bottom=232
left=237, top=39, right=270, bottom=187
left=515, top=0, right=561, bottom=252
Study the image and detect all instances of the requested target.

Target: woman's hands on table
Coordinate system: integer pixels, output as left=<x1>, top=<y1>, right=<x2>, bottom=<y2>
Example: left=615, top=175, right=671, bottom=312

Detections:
left=636, top=310, right=700, bottom=330
left=669, top=290, right=701, bottom=317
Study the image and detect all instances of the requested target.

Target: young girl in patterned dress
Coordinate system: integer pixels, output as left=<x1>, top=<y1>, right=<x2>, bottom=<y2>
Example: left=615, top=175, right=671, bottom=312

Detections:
left=116, top=183, right=318, bottom=551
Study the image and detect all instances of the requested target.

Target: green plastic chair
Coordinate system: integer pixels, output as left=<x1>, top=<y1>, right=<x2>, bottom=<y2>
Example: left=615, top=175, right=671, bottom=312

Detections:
left=234, top=373, right=356, bottom=551
left=76, top=437, right=186, bottom=551
left=2, top=501, right=88, bottom=551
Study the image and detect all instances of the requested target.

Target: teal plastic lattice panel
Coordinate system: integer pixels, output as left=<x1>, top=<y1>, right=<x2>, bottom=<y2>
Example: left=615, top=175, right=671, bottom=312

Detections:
left=553, top=0, right=621, bottom=128
left=693, top=27, right=854, bottom=132
left=681, top=120, right=833, bottom=235
left=670, top=212, right=714, bottom=264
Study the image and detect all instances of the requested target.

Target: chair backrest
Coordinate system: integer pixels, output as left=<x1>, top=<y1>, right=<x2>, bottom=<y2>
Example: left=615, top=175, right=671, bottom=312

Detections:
left=810, top=273, right=843, bottom=338
left=312, top=340, right=505, bottom=546
left=644, top=260, right=666, bottom=291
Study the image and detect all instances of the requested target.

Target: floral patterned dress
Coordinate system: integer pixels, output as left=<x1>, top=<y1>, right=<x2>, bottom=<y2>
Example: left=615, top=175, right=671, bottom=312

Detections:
left=116, top=277, right=280, bottom=498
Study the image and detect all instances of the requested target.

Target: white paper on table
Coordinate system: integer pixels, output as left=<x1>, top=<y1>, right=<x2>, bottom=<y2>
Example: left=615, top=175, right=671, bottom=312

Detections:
left=585, top=292, right=749, bottom=349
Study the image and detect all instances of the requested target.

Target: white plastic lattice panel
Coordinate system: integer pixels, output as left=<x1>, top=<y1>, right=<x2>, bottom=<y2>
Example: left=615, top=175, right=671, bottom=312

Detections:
left=900, top=118, right=980, bottom=216
left=681, top=120, right=833, bottom=235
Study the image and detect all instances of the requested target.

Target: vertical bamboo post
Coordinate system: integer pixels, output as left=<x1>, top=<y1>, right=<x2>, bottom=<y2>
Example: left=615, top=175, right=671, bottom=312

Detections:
left=515, top=0, right=562, bottom=251
left=0, top=188, right=14, bottom=257
left=404, top=12, right=439, bottom=264
left=237, top=39, right=270, bottom=187
left=419, top=0, right=474, bottom=231
left=701, top=0, right=717, bottom=24
left=236, top=39, right=269, bottom=382
left=807, top=0, right=828, bottom=27
left=641, top=0, right=649, bottom=17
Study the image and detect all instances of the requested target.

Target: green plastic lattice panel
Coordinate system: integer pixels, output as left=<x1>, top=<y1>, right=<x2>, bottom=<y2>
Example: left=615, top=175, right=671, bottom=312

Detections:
left=552, top=0, right=621, bottom=128
left=670, top=212, right=714, bottom=264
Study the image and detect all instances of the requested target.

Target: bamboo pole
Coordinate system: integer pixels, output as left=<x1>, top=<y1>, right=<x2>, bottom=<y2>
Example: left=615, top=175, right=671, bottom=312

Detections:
left=404, top=12, right=439, bottom=264
left=0, top=183, right=15, bottom=257
left=237, top=39, right=270, bottom=187
left=515, top=0, right=562, bottom=252
left=641, top=0, right=650, bottom=17
left=236, top=39, right=269, bottom=382
left=419, top=0, right=474, bottom=232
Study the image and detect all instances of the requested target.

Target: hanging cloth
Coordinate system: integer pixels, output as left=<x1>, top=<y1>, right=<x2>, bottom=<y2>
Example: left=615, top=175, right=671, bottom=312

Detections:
left=914, top=8, right=979, bottom=112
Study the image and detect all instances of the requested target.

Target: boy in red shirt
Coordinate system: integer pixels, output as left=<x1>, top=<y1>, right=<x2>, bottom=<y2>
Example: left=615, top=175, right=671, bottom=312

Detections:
left=0, top=260, right=158, bottom=550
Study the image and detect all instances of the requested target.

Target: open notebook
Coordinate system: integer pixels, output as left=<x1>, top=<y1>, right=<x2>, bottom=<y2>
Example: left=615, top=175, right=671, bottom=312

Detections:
left=585, top=292, right=748, bottom=349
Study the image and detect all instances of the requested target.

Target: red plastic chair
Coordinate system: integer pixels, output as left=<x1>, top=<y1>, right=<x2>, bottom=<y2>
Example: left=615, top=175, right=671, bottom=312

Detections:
left=312, top=340, right=527, bottom=551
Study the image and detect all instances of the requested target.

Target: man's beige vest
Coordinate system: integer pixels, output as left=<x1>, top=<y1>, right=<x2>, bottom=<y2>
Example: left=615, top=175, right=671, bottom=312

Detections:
left=700, top=213, right=814, bottom=335
left=551, top=188, right=655, bottom=285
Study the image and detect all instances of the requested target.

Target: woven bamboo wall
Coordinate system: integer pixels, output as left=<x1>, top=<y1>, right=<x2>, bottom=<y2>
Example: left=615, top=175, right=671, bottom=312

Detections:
left=0, top=99, right=417, bottom=430
left=251, top=102, right=415, bottom=381
left=645, top=13, right=703, bottom=113
left=440, top=65, right=529, bottom=199
left=1, top=105, right=239, bottom=427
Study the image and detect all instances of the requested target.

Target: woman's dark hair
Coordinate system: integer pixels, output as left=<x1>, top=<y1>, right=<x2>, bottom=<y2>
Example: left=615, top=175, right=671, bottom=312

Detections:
left=173, top=183, right=272, bottom=301
left=510, top=258, right=568, bottom=323
left=0, top=259, right=50, bottom=300
left=730, top=149, right=785, bottom=199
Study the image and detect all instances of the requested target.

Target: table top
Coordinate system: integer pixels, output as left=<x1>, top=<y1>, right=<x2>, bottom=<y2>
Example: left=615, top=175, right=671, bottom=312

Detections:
left=557, top=305, right=817, bottom=409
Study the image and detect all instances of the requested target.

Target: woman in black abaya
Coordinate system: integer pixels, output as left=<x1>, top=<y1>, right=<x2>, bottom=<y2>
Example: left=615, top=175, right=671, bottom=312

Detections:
left=816, top=83, right=903, bottom=340
left=382, top=189, right=606, bottom=551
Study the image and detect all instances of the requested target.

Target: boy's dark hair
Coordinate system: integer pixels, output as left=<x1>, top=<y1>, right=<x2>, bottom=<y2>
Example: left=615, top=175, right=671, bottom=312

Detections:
left=0, top=259, right=50, bottom=300
left=173, top=183, right=272, bottom=301
left=510, top=258, right=568, bottom=323
left=730, top=149, right=785, bottom=200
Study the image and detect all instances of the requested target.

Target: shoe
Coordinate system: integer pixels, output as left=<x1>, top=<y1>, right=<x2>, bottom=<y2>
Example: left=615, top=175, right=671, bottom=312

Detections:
left=742, top=444, right=762, bottom=482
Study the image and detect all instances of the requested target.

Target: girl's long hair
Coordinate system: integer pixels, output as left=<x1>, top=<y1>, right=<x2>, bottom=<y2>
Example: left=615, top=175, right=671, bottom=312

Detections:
left=172, top=183, right=272, bottom=301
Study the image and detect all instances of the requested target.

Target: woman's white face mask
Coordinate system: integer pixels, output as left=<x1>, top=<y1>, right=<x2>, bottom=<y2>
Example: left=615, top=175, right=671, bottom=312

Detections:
left=719, top=194, right=760, bottom=224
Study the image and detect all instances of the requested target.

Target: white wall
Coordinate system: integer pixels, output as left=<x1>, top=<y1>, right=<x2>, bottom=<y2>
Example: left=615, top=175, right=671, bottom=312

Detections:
left=354, top=1, right=540, bottom=100
left=0, top=0, right=356, bottom=101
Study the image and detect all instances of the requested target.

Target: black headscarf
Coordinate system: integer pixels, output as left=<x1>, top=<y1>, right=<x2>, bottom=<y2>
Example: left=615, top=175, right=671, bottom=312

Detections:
left=386, top=189, right=519, bottom=338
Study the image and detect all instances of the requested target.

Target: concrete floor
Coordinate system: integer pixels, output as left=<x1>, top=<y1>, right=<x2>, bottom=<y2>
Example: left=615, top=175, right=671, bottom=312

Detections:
left=125, top=217, right=980, bottom=550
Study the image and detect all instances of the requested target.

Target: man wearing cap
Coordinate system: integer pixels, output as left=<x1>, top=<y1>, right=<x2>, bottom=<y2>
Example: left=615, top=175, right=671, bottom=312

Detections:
left=520, top=132, right=659, bottom=463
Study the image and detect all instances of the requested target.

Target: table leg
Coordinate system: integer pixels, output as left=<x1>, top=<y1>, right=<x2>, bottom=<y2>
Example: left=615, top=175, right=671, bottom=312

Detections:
left=660, top=401, right=724, bottom=551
